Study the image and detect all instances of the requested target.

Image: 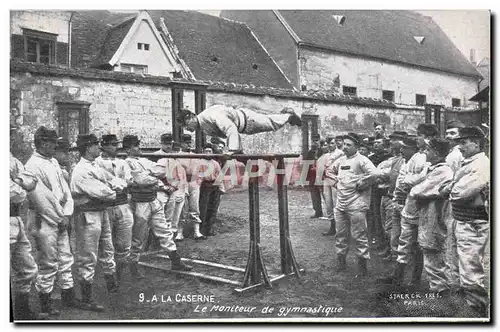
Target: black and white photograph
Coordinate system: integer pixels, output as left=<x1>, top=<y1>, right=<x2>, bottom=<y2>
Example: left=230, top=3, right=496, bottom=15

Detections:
left=8, top=8, right=491, bottom=323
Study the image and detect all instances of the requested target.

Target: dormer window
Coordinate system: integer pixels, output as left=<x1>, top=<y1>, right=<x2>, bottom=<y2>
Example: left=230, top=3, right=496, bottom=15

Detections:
left=342, top=86, right=357, bottom=96
left=332, top=15, right=346, bottom=26
left=137, top=43, right=150, bottom=51
left=413, top=36, right=425, bottom=44
left=23, top=28, right=57, bottom=64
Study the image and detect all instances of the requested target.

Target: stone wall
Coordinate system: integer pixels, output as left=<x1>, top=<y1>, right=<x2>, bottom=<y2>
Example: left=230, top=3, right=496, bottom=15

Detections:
left=299, top=47, right=480, bottom=108
left=11, top=61, right=482, bottom=163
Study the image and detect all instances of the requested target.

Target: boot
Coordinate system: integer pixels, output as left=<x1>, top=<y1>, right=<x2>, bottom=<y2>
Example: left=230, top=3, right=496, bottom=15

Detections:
left=38, top=292, right=60, bottom=318
left=61, top=287, right=82, bottom=308
left=80, top=282, right=105, bottom=312
left=129, top=261, right=146, bottom=279
left=322, top=220, right=336, bottom=236
left=336, top=255, right=346, bottom=272
left=357, top=257, right=368, bottom=276
left=175, top=226, right=184, bottom=242
left=168, top=251, right=193, bottom=271
left=14, top=292, right=36, bottom=320
left=193, top=223, right=207, bottom=240
left=116, top=261, right=127, bottom=283
left=378, top=262, right=406, bottom=285
left=104, top=274, right=118, bottom=293
left=408, top=247, right=423, bottom=288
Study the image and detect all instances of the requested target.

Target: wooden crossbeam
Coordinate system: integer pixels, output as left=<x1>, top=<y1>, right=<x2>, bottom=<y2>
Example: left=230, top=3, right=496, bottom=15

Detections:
left=138, top=261, right=242, bottom=286
left=155, top=254, right=246, bottom=273
left=233, top=269, right=305, bottom=294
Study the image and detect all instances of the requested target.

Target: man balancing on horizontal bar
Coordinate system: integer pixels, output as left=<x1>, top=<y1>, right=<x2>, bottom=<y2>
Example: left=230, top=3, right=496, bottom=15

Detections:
left=177, top=105, right=302, bottom=152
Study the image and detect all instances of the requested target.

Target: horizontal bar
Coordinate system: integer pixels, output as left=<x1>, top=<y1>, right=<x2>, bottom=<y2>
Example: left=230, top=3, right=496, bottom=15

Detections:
left=116, top=152, right=300, bottom=161
left=156, top=254, right=246, bottom=273
left=138, top=261, right=242, bottom=286
left=233, top=268, right=305, bottom=294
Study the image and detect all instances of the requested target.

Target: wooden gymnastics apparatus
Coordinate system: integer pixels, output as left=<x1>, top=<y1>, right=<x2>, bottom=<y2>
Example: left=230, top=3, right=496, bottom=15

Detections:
left=135, top=152, right=305, bottom=294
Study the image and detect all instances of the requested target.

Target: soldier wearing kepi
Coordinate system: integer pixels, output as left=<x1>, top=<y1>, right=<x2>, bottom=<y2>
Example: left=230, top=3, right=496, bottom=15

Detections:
left=177, top=105, right=302, bottom=152
left=25, top=127, right=79, bottom=318
left=54, top=138, right=73, bottom=184
left=156, top=142, right=188, bottom=242
left=440, top=126, right=490, bottom=316
left=409, top=138, right=453, bottom=295
left=379, top=123, right=437, bottom=287
left=316, top=135, right=345, bottom=236
left=95, top=134, right=134, bottom=284
left=374, top=131, right=407, bottom=260
left=304, top=134, right=323, bottom=219
left=10, top=147, right=38, bottom=320
left=443, top=119, right=465, bottom=292
left=71, top=134, right=122, bottom=312
left=445, top=120, right=465, bottom=175
left=332, top=133, right=377, bottom=276
left=122, top=135, right=192, bottom=275
left=178, top=133, right=206, bottom=240
left=154, top=133, right=174, bottom=154
left=390, top=136, right=419, bottom=258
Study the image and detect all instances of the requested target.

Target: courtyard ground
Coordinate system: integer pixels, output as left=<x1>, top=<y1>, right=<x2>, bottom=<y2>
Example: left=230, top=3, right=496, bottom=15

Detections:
left=23, top=187, right=490, bottom=322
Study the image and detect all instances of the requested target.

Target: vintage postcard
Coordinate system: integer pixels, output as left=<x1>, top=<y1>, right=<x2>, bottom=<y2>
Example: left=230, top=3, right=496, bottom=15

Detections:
left=9, top=9, right=490, bottom=323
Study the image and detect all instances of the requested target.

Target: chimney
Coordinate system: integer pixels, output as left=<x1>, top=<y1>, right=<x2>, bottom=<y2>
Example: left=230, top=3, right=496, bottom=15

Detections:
left=470, top=49, right=476, bottom=66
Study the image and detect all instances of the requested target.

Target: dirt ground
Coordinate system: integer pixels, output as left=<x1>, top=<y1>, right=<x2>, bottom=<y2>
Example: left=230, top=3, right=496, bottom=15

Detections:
left=25, top=187, right=490, bottom=322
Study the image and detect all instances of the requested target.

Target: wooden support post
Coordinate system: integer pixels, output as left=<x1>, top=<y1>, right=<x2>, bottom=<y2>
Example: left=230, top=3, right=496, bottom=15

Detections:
left=277, top=157, right=302, bottom=277
left=137, top=154, right=303, bottom=294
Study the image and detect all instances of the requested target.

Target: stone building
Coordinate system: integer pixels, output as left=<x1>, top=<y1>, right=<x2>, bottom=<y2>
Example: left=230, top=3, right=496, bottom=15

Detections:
left=10, top=10, right=484, bottom=162
left=221, top=10, right=482, bottom=108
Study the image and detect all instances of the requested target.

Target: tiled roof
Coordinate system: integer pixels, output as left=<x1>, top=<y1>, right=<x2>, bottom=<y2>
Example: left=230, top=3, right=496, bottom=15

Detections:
left=476, top=57, right=490, bottom=90
left=147, top=10, right=295, bottom=89
left=71, top=11, right=137, bottom=68
left=276, top=10, right=481, bottom=78
left=93, top=17, right=136, bottom=67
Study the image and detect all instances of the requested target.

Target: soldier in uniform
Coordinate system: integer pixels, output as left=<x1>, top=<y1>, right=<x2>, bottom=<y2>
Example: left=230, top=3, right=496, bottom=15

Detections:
left=177, top=105, right=302, bottom=152
left=374, top=122, right=387, bottom=139
left=199, top=145, right=223, bottom=236
left=95, top=134, right=135, bottom=284
left=304, top=134, right=323, bottom=218
left=156, top=142, right=188, bottom=242
left=54, top=138, right=73, bottom=184
left=25, top=127, right=79, bottom=318
left=70, top=134, right=122, bottom=312
left=122, top=135, right=193, bottom=274
left=440, top=126, right=490, bottom=316
left=379, top=123, right=438, bottom=287
left=333, top=133, right=377, bottom=276
left=178, top=134, right=206, bottom=240
left=445, top=120, right=465, bottom=174
left=316, top=135, right=345, bottom=236
left=10, top=149, right=38, bottom=320
left=373, top=131, right=407, bottom=260
left=387, top=137, right=419, bottom=263
left=410, top=138, right=453, bottom=295
left=154, top=133, right=174, bottom=154
left=443, top=120, right=465, bottom=292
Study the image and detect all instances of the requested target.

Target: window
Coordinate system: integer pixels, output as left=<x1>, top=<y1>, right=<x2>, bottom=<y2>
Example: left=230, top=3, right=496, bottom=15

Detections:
left=23, top=28, right=57, bottom=64
left=416, top=94, right=426, bottom=106
left=343, top=86, right=357, bottom=96
left=137, top=43, right=150, bottom=51
left=382, top=90, right=395, bottom=102
left=452, top=98, right=461, bottom=107
left=57, top=101, right=91, bottom=143
left=120, top=63, right=148, bottom=74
